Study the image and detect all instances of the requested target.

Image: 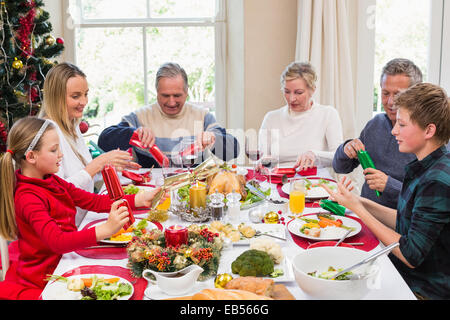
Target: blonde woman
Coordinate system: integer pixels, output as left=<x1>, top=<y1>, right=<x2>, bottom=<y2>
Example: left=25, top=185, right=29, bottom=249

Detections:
left=39, top=62, right=140, bottom=225
left=258, top=62, right=343, bottom=169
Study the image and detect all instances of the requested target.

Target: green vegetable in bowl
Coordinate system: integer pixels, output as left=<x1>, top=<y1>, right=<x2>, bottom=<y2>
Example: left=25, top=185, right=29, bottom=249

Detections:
left=231, top=249, right=274, bottom=277
left=307, top=266, right=353, bottom=281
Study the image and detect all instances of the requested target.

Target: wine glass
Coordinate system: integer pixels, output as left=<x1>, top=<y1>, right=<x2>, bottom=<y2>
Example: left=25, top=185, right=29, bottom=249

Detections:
left=245, top=135, right=263, bottom=180
left=180, top=137, right=202, bottom=173
left=260, top=154, right=279, bottom=193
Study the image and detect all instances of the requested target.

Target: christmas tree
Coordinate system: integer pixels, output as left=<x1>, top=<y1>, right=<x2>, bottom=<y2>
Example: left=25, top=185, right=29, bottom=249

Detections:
left=0, top=0, right=64, bottom=152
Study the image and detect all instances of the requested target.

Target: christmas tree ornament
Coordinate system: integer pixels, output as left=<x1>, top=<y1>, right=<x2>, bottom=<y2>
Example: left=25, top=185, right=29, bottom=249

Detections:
left=214, top=273, right=233, bottom=289
left=45, top=35, right=56, bottom=46
left=12, top=57, right=24, bottom=70
left=79, top=120, right=89, bottom=134
left=56, top=37, right=64, bottom=45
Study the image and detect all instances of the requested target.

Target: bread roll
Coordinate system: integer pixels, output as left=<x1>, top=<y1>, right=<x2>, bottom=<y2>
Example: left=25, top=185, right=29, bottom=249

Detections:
left=192, top=288, right=273, bottom=300
left=224, top=276, right=274, bottom=297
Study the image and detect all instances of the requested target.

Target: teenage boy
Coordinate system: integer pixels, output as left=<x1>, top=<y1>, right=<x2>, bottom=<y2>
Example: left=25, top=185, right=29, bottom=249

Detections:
left=323, top=83, right=450, bottom=300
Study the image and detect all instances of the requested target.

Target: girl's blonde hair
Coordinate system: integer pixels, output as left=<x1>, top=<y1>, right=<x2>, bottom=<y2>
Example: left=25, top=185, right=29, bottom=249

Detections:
left=0, top=117, right=55, bottom=240
left=280, top=62, right=318, bottom=91
left=39, top=62, right=86, bottom=140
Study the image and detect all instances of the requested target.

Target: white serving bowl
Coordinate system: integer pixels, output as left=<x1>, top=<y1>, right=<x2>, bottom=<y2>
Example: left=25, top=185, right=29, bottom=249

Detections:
left=292, top=247, right=380, bottom=300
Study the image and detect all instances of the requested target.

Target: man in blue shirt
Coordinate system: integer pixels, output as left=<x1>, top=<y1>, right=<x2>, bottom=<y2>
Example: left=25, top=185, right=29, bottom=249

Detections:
left=332, top=58, right=422, bottom=208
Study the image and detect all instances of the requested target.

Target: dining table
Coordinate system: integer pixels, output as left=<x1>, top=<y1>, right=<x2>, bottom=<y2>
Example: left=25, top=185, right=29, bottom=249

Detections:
left=42, top=166, right=417, bottom=301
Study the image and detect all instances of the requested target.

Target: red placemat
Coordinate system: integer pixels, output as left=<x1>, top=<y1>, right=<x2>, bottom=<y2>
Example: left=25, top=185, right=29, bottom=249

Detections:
left=287, top=214, right=380, bottom=252
left=75, top=218, right=162, bottom=260
left=59, top=265, right=146, bottom=300
left=246, top=167, right=317, bottom=183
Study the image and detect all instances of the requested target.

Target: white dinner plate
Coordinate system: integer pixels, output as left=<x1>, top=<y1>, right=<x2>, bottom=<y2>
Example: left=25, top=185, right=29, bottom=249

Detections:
left=89, top=218, right=159, bottom=244
left=281, top=177, right=337, bottom=200
left=287, top=215, right=362, bottom=241
left=41, top=274, right=134, bottom=300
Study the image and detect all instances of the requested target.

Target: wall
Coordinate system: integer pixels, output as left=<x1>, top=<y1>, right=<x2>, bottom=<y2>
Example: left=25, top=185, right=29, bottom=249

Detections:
left=242, top=0, right=298, bottom=132
left=42, top=0, right=66, bottom=61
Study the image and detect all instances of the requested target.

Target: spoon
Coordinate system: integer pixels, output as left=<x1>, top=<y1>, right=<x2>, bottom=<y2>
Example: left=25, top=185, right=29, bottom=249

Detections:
left=332, top=242, right=399, bottom=280
left=334, top=229, right=353, bottom=247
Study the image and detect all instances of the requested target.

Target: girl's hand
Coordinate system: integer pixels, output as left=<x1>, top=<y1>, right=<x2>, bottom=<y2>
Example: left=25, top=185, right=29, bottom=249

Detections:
left=294, top=151, right=316, bottom=171
left=95, top=199, right=129, bottom=240
left=134, top=186, right=166, bottom=208
left=321, top=176, right=363, bottom=213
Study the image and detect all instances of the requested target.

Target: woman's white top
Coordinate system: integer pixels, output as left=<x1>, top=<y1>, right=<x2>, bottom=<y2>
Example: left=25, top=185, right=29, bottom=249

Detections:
left=258, top=101, right=344, bottom=167
left=50, top=120, right=95, bottom=226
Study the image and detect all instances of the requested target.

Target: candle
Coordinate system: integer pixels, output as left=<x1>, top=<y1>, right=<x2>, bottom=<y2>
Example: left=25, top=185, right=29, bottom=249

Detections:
left=165, top=225, right=188, bottom=247
left=189, top=182, right=207, bottom=209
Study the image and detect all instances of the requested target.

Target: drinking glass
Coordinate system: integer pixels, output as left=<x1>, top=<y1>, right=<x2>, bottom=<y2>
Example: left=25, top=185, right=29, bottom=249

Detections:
left=260, top=154, right=278, bottom=199
left=289, top=179, right=306, bottom=215
left=180, top=137, right=202, bottom=172
left=245, top=135, right=263, bottom=180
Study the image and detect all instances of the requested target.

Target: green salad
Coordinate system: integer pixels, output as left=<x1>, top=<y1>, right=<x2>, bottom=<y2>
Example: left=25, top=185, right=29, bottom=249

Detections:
left=307, top=266, right=353, bottom=280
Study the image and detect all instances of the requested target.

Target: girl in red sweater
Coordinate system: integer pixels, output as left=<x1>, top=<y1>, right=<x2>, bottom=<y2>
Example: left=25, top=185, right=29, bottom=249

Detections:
left=0, top=116, right=161, bottom=298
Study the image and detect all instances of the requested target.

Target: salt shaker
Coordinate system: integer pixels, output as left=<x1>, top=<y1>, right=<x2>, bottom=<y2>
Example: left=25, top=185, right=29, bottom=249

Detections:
left=226, top=190, right=241, bottom=224
left=209, top=190, right=225, bottom=221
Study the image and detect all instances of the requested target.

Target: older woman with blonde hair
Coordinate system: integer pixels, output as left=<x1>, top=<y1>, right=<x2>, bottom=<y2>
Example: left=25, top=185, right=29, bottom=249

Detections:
left=39, top=62, right=140, bottom=225
left=258, top=62, right=343, bottom=169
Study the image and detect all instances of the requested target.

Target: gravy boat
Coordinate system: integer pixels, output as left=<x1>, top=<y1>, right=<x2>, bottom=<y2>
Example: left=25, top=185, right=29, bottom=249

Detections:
left=142, top=264, right=203, bottom=296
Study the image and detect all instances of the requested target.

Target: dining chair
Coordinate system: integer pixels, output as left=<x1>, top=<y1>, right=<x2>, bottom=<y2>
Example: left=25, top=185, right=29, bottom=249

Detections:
left=0, top=237, right=9, bottom=281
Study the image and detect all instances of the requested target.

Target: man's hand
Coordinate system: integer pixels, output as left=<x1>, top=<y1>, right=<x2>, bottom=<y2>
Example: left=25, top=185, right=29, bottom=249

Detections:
left=344, top=138, right=365, bottom=159
left=135, top=127, right=155, bottom=148
left=197, top=131, right=216, bottom=150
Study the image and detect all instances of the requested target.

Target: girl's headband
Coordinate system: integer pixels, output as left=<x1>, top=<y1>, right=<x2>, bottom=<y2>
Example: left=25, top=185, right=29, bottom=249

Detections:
left=25, top=119, right=51, bottom=155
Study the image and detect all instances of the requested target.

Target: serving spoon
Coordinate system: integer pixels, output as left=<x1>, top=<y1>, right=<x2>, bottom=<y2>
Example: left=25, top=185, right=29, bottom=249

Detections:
left=332, top=242, right=399, bottom=280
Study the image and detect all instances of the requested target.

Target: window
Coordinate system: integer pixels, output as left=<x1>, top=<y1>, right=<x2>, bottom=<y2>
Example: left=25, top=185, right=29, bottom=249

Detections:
left=372, top=0, right=432, bottom=114
left=67, top=0, right=225, bottom=134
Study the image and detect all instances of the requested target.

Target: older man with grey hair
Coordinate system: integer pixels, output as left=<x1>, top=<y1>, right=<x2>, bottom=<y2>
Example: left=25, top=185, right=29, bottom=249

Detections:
left=332, top=58, right=422, bottom=209
left=98, top=62, right=239, bottom=168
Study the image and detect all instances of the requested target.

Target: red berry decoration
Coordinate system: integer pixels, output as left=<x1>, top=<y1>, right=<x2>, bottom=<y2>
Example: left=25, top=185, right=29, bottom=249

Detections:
left=56, top=37, right=64, bottom=45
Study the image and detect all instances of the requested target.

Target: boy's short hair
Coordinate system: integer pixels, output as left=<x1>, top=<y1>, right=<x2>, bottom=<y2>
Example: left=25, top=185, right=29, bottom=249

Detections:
left=394, top=83, right=450, bottom=144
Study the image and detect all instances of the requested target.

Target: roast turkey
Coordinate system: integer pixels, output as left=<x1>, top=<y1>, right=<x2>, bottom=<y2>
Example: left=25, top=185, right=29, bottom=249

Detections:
left=206, top=170, right=247, bottom=198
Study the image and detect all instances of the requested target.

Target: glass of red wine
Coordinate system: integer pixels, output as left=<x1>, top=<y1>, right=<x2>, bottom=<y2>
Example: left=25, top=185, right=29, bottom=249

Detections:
left=260, top=154, right=279, bottom=191
left=245, top=135, right=263, bottom=180
left=180, top=137, right=202, bottom=173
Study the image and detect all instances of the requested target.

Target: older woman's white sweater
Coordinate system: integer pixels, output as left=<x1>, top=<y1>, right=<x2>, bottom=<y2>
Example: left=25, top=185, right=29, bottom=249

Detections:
left=258, top=102, right=343, bottom=167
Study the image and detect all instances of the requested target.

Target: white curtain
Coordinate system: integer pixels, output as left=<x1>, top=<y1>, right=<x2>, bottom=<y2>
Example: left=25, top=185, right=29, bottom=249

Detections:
left=296, top=0, right=358, bottom=140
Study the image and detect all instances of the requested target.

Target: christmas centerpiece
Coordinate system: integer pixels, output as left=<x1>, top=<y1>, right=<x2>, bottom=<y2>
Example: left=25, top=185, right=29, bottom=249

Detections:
left=127, top=224, right=224, bottom=281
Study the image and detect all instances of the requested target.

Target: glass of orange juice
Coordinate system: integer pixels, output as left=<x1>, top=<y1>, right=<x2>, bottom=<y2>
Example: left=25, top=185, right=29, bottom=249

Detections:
left=289, top=179, right=306, bottom=214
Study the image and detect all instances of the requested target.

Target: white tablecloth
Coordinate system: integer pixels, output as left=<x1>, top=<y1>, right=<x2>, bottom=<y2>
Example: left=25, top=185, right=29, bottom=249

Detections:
left=47, top=168, right=416, bottom=300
